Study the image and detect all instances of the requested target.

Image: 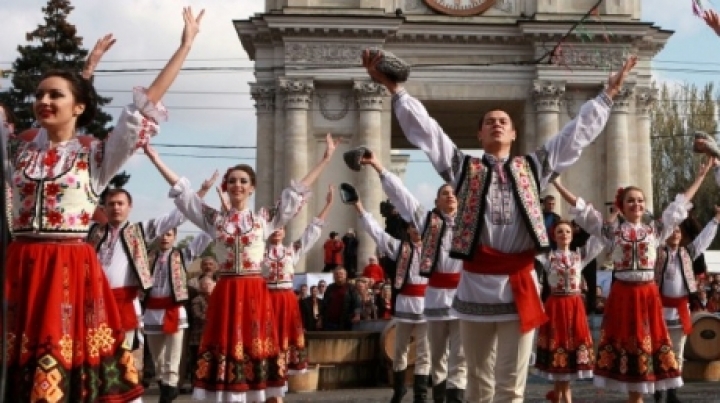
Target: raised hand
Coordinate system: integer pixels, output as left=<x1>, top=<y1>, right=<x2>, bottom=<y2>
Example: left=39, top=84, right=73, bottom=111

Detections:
left=83, top=34, right=116, bottom=79
left=606, top=54, right=637, bottom=99
left=704, top=10, right=720, bottom=37
left=216, top=186, right=231, bottom=212
left=322, top=133, right=338, bottom=161
left=181, top=6, right=205, bottom=47
left=361, top=49, right=398, bottom=93
left=326, top=185, right=335, bottom=205
left=201, top=170, right=220, bottom=192
left=698, top=157, right=714, bottom=177
left=142, top=143, right=159, bottom=160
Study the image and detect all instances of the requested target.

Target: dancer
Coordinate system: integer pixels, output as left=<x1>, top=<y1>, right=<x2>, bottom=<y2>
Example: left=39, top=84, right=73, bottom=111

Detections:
left=362, top=48, right=637, bottom=402
left=555, top=160, right=714, bottom=403
left=0, top=6, right=204, bottom=401
left=144, top=227, right=212, bottom=403
left=346, top=192, right=430, bottom=403
left=356, top=149, right=466, bottom=403
left=145, top=134, right=338, bottom=402
left=263, top=185, right=335, bottom=385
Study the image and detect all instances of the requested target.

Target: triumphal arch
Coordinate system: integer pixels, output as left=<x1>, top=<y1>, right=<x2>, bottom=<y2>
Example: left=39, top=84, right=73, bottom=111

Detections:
left=236, top=0, right=669, bottom=272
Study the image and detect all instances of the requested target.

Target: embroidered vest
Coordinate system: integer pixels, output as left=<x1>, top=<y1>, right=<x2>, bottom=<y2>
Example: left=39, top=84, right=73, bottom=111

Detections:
left=419, top=209, right=447, bottom=277
left=545, top=250, right=583, bottom=294
left=394, top=242, right=415, bottom=290
left=263, top=243, right=295, bottom=290
left=11, top=141, right=99, bottom=234
left=609, top=224, right=657, bottom=271
left=147, top=248, right=190, bottom=303
left=212, top=210, right=265, bottom=276
left=87, top=222, right=154, bottom=290
left=655, top=246, right=697, bottom=294
left=450, top=155, right=549, bottom=260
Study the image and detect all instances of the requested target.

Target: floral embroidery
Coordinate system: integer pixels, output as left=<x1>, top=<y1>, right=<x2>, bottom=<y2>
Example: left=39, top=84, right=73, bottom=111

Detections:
left=655, top=246, right=696, bottom=293
left=394, top=242, right=413, bottom=289
left=611, top=223, right=657, bottom=271
left=419, top=211, right=445, bottom=276
left=545, top=251, right=583, bottom=294
left=214, top=210, right=266, bottom=276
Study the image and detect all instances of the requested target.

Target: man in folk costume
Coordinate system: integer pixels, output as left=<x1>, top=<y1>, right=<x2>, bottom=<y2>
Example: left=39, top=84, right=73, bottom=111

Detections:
left=362, top=49, right=637, bottom=402
left=343, top=186, right=430, bottom=403
left=144, top=227, right=212, bottom=403
left=654, top=205, right=720, bottom=403
left=349, top=148, right=466, bottom=403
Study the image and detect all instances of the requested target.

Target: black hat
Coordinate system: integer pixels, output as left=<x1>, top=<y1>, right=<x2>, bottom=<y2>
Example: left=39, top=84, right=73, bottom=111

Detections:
left=366, top=48, right=411, bottom=83
left=343, top=146, right=371, bottom=171
left=339, top=183, right=359, bottom=205
left=693, top=131, right=720, bottom=160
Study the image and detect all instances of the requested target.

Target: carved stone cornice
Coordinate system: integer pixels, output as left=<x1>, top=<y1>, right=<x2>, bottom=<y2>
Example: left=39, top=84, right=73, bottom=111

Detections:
left=353, top=81, right=388, bottom=111
left=286, top=43, right=372, bottom=66
left=608, top=85, right=634, bottom=113
left=277, top=78, right=314, bottom=110
left=250, top=84, right=276, bottom=113
left=635, top=88, right=658, bottom=116
left=532, top=81, right=565, bottom=113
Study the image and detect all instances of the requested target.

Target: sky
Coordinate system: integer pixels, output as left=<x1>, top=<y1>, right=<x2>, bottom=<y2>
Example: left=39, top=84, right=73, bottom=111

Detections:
left=0, top=0, right=717, bottom=238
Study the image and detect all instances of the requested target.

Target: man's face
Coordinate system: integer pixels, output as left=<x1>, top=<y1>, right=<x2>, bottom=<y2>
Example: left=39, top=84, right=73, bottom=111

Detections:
left=543, top=197, right=555, bottom=213
left=201, top=258, right=218, bottom=274
left=478, top=110, right=516, bottom=151
left=333, top=269, right=347, bottom=284
left=318, top=281, right=327, bottom=294
left=105, top=193, right=132, bottom=225
left=300, top=284, right=308, bottom=295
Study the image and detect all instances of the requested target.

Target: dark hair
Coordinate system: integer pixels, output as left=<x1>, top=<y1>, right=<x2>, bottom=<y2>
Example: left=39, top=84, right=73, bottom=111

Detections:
left=479, top=109, right=515, bottom=130
left=221, top=164, right=256, bottom=191
left=330, top=231, right=338, bottom=238
left=0, top=102, right=17, bottom=127
left=543, top=195, right=556, bottom=202
left=104, top=188, right=133, bottom=205
left=39, top=69, right=98, bottom=128
left=436, top=183, right=453, bottom=198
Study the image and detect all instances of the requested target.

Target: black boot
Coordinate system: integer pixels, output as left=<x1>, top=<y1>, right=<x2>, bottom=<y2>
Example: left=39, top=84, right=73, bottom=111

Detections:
left=158, top=383, right=170, bottom=403
left=654, top=390, right=664, bottom=403
left=667, top=388, right=682, bottom=403
left=413, top=375, right=430, bottom=403
left=166, top=385, right=179, bottom=401
left=390, top=370, right=408, bottom=403
left=432, top=380, right=446, bottom=403
left=446, top=388, right=464, bottom=403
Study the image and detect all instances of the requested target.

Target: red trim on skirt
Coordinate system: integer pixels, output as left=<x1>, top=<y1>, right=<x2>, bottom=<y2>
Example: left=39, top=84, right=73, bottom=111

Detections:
left=269, top=289, right=308, bottom=376
left=194, top=276, right=284, bottom=392
left=535, top=294, right=594, bottom=376
left=3, top=239, right=143, bottom=402
left=428, top=272, right=461, bottom=289
left=594, top=280, right=681, bottom=383
left=111, top=286, right=140, bottom=331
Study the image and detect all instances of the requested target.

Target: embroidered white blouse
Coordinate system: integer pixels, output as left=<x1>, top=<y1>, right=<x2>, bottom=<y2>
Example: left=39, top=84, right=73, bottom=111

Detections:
left=263, top=217, right=324, bottom=290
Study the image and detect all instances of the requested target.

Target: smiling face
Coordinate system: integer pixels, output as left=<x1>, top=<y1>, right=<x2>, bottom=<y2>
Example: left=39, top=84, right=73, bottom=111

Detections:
left=621, top=188, right=646, bottom=223
left=553, top=222, right=573, bottom=248
left=478, top=110, right=516, bottom=155
left=436, top=184, right=457, bottom=214
left=270, top=227, right=285, bottom=244
left=223, top=167, right=256, bottom=206
left=34, top=76, right=85, bottom=132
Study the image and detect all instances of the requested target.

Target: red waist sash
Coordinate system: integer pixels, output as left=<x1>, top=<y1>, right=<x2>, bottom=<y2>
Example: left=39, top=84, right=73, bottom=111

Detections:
left=111, top=286, right=139, bottom=331
left=145, top=296, right=182, bottom=334
left=400, top=284, right=428, bottom=297
left=464, top=245, right=547, bottom=333
left=428, top=272, right=461, bottom=289
left=661, top=295, right=692, bottom=335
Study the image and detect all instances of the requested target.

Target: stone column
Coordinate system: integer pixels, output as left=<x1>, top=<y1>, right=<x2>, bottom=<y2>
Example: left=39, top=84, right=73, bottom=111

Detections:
left=605, top=86, right=634, bottom=202
left=250, top=84, right=275, bottom=211
left=353, top=80, right=387, bottom=267
left=273, top=92, right=286, bottom=202
left=278, top=78, right=314, bottom=270
left=532, top=81, right=565, bottom=214
left=636, top=88, right=657, bottom=214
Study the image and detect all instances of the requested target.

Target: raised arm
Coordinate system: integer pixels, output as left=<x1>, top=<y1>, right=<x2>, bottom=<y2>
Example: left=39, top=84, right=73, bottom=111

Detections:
left=354, top=200, right=401, bottom=257
left=291, top=186, right=334, bottom=261
left=551, top=179, right=579, bottom=207
left=688, top=206, right=720, bottom=260
left=298, top=133, right=337, bottom=189
left=183, top=232, right=213, bottom=261
left=369, top=153, right=426, bottom=230
left=684, top=157, right=717, bottom=201
left=658, top=159, right=714, bottom=242
left=82, top=34, right=116, bottom=80
left=703, top=9, right=720, bottom=37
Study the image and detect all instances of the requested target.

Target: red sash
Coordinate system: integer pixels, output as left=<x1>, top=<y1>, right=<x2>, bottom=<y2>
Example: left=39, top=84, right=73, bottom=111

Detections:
left=464, top=245, right=547, bottom=333
left=145, top=296, right=181, bottom=334
left=428, top=272, right=461, bottom=289
left=661, top=295, right=692, bottom=335
left=111, top=286, right=139, bottom=331
left=400, top=284, right=428, bottom=297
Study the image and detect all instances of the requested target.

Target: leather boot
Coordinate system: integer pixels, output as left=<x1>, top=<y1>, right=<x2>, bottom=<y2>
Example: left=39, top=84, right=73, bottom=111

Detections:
left=432, top=380, right=446, bottom=403
left=166, top=385, right=179, bottom=401
left=158, top=383, right=170, bottom=403
left=446, top=388, right=464, bottom=403
left=654, top=390, right=664, bottom=403
left=390, top=370, right=408, bottom=403
left=414, top=375, right=430, bottom=403
left=667, top=388, right=682, bottom=403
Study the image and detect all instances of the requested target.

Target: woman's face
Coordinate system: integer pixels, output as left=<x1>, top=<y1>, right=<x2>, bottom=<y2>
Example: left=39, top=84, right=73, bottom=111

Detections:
left=621, top=189, right=645, bottom=221
left=34, top=76, right=84, bottom=131
left=553, top=223, right=573, bottom=247
left=225, top=169, right=255, bottom=204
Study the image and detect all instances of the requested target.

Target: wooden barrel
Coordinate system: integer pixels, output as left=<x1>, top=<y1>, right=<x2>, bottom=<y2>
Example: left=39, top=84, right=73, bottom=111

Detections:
left=381, top=321, right=417, bottom=386
left=685, top=313, right=720, bottom=361
left=682, top=360, right=720, bottom=382
left=306, top=331, right=380, bottom=389
left=287, top=364, right=319, bottom=393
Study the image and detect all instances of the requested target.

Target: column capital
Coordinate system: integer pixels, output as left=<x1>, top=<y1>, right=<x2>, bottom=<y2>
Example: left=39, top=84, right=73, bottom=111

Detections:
left=607, top=85, right=634, bottom=113
left=635, top=88, right=658, bottom=116
left=532, top=81, right=565, bottom=113
left=250, top=83, right=276, bottom=113
left=277, top=78, right=314, bottom=110
left=353, top=80, right=388, bottom=111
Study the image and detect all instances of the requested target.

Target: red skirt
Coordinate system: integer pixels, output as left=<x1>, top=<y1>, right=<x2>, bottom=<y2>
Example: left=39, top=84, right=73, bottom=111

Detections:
left=3, top=239, right=143, bottom=402
left=594, top=280, right=681, bottom=389
left=193, top=276, right=284, bottom=394
left=269, top=288, right=307, bottom=376
left=535, top=294, right=594, bottom=380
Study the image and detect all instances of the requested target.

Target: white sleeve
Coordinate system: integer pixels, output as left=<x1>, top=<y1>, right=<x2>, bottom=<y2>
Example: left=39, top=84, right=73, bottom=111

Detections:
left=582, top=236, right=607, bottom=267
left=392, top=89, right=465, bottom=185
left=169, top=177, right=217, bottom=238
left=360, top=212, right=400, bottom=257
left=265, top=180, right=311, bottom=235
left=570, top=197, right=607, bottom=239
left=183, top=232, right=213, bottom=261
left=140, top=208, right=186, bottom=243
left=291, top=217, right=325, bottom=265
left=530, top=93, right=613, bottom=191
left=379, top=169, right=427, bottom=231
left=659, top=194, right=692, bottom=244
left=689, top=219, right=720, bottom=260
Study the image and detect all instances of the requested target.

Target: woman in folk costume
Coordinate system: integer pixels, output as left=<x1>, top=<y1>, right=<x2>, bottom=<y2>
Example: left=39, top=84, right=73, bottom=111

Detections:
left=263, top=185, right=335, bottom=384
left=145, top=133, right=338, bottom=403
left=533, top=199, right=605, bottom=403
left=653, top=201, right=720, bottom=403
left=555, top=159, right=715, bottom=403
left=0, top=8, right=203, bottom=402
